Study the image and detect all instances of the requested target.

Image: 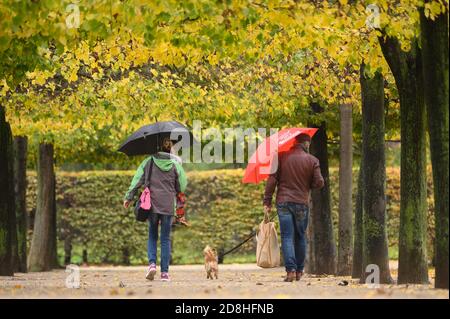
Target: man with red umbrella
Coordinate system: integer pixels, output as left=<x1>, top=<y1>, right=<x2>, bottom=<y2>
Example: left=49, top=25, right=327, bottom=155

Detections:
left=263, top=133, right=324, bottom=282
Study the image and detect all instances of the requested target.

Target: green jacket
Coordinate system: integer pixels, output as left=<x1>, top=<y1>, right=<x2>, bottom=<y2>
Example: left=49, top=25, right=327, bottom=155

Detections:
left=124, top=152, right=187, bottom=203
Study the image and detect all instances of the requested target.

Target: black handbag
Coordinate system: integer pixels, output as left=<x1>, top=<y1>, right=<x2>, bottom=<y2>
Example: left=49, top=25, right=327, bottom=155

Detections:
left=134, top=159, right=154, bottom=222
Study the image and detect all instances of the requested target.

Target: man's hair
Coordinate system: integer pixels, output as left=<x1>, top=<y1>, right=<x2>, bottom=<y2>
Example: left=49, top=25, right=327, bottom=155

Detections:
left=295, top=133, right=311, bottom=144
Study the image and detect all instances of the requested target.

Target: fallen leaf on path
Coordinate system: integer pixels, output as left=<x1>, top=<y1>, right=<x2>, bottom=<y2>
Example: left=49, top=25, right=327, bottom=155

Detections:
left=364, top=290, right=380, bottom=298
left=275, top=294, right=291, bottom=299
left=376, top=288, right=391, bottom=295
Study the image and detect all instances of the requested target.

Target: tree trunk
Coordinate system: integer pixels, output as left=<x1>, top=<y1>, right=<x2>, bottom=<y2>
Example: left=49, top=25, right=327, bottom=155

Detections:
left=7, top=130, right=19, bottom=275
left=122, top=247, right=130, bottom=265
left=352, top=160, right=364, bottom=279
left=82, top=248, right=88, bottom=264
left=28, top=143, right=57, bottom=272
left=49, top=187, right=58, bottom=269
left=379, top=36, right=429, bottom=284
left=305, top=200, right=316, bottom=274
left=420, top=6, right=449, bottom=290
left=309, top=103, right=337, bottom=275
left=0, top=106, right=15, bottom=276
left=218, top=248, right=225, bottom=264
left=338, top=103, right=353, bottom=275
left=360, top=64, right=393, bottom=284
left=64, top=236, right=72, bottom=265
left=13, top=136, right=28, bottom=273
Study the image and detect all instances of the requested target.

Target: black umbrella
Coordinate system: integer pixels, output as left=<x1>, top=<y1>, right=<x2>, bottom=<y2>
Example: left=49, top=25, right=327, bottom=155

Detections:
left=118, top=121, right=196, bottom=156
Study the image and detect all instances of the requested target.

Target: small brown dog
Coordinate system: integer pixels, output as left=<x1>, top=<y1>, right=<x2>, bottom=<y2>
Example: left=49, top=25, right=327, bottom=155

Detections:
left=203, top=245, right=219, bottom=280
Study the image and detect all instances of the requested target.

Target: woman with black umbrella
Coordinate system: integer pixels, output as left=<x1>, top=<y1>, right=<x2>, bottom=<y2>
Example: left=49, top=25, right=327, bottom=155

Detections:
left=123, top=135, right=187, bottom=282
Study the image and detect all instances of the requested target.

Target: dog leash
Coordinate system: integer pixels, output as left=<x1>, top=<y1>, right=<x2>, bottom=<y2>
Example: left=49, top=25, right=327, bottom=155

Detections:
left=218, top=211, right=276, bottom=260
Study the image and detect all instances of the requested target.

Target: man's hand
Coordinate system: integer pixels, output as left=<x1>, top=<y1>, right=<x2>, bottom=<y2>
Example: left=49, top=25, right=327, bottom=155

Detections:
left=263, top=205, right=271, bottom=222
left=123, top=200, right=131, bottom=209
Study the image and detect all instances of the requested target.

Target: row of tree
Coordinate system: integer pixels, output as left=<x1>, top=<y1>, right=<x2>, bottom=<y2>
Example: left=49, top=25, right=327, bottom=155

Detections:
left=306, top=6, right=448, bottom=288
left=0, top=124, right=58, bottom=274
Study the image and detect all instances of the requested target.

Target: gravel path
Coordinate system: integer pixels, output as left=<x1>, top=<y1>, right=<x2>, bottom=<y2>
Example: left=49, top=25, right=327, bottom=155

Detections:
left=0, top=263, right=448, bottom=299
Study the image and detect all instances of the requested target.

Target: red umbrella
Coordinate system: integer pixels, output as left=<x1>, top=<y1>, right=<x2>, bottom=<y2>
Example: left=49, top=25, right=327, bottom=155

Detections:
left=242, top=127, right=318, bottom=184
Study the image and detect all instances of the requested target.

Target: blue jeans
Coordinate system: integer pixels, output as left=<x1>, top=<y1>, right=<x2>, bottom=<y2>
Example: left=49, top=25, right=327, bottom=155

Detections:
left=148, top=212, right=173, bottom=273
left=277, top=202, right=309, bottom=272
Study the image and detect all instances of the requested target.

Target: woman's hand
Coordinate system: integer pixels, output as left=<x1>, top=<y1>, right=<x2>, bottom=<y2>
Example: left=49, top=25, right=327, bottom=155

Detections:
left=123, top=200, right=131, bottom=209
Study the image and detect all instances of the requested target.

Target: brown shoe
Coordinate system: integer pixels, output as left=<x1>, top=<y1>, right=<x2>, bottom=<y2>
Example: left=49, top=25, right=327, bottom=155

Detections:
left=296, top=271, right=304, bottom=281
left=284, top=271, right=296, bottom=282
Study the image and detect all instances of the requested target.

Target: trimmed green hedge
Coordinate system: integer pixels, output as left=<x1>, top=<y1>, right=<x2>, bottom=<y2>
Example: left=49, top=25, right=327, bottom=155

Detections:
left=25, top=167, right=435, bottom=265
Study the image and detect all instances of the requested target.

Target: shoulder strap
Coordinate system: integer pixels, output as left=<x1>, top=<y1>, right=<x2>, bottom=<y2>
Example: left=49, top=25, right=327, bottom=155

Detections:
left=144, top=157, right=154, bottom=187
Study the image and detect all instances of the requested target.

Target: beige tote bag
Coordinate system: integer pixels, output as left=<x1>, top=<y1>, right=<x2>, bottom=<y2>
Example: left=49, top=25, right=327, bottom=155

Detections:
left=256, top=213, right=280, bottom=268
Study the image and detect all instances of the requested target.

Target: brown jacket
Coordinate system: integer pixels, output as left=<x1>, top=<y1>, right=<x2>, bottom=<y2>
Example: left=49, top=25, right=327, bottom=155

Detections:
left=263, top=145, right=324, bottom=207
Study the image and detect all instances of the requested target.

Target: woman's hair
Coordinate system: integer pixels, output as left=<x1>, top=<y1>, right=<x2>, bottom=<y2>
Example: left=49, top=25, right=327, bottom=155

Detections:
left=160, top=136, right=174, bottom=152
